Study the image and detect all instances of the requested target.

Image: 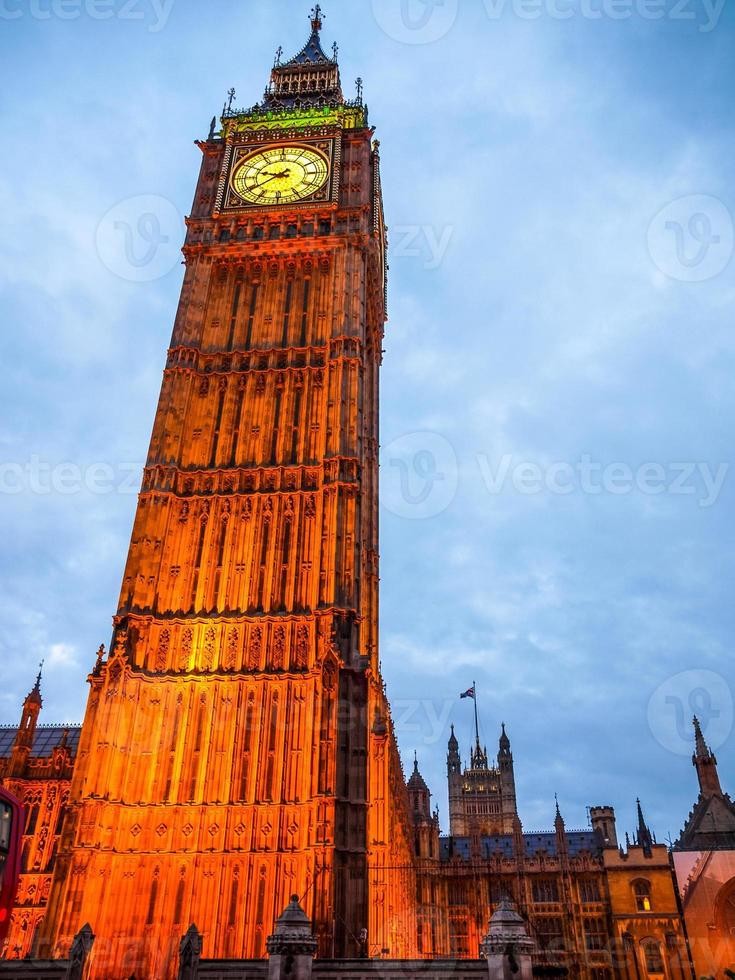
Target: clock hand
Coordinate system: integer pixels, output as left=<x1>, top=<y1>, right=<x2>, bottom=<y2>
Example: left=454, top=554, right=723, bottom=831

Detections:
left=259, top=169, right=291, bottom=183
left=255, top=174, right=281, bottom=188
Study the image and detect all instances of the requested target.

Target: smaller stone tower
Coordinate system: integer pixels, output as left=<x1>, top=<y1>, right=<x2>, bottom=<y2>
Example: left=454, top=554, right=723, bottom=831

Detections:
left=590, top=805, right=618, bottom=848
left=408, top=754, right=440, bottom=859
left=9, top=664, right=43, bottom=777
left=447, top=718, right=518, bottom=837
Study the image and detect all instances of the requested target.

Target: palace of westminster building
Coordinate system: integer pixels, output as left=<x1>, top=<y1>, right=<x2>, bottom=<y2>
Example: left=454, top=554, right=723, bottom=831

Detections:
left=1, top=8, right=734, bottom=980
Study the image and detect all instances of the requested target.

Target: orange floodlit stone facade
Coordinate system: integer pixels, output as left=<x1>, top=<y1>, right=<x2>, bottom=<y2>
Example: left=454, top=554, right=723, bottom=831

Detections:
left=33, top=9, right=417, bottom=977
left=1, top=10, right=732, bottom=980
left=0, top=674, right=78, bottom=959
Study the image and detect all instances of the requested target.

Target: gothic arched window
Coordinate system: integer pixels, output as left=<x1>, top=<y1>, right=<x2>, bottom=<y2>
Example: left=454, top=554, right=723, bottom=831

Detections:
left=716, top=879, right=735, bottom=937
left=633, top=878, right=652, bottom=912
left=25, top=804, right=40, bottom=836
left=642, top=938, right=665, bottom=975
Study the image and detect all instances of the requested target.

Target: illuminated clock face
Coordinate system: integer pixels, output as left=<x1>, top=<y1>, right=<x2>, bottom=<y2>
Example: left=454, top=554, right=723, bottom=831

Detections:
left=231, top=145, right=330, bottom=206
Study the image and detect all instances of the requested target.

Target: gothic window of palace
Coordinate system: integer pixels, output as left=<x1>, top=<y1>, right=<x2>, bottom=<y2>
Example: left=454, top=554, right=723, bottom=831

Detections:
left=25, top=802, right=40, bottom=836
left=533, top=877, right=560, bottom=903
left=716, top=879, right=735, bottom=937
left=535, top=916, right=565, bottom=951
left=579, top=877, right=602, bottom=903
left=591, top=970, right=613, bottom=980
left=633, top=878, right=653, bottom=912
left=642, top=938, right=665, bottom=975
left=448, top=880, right=465, bottom=906
left=584, top=917, right=607, bottom=951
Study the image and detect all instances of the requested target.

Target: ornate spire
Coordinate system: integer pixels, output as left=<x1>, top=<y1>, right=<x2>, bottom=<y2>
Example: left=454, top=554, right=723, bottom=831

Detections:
left=636, top=799, right=653, bottom=856
left=499, top=722, right=511, bottom=756
left=692, top=716, right=723, bottom=798
left=407, top=753, right=430, bottom=797
left=448, top=723, right=458, bottom=751
left=555, top=796, right=568, bottom=860
left=470, top=740, right=489, bottom=770
left=11, top=663, right=44, bottom=768
left=28, top=660, right=43, bottom=704
left=261, top=7, right=343, bottom=109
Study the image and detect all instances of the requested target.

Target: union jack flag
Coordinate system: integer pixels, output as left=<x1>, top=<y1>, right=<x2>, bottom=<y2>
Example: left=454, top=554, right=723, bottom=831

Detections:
left=460, top=687, right=475, bottom=699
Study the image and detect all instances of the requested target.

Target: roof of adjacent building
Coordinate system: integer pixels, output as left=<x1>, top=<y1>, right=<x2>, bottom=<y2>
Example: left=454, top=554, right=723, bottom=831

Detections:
left=0, top=725, right=82, bottom=760
left=439, top=831, right=602, bottom=862
left=675, top=793, right=735, bottom=851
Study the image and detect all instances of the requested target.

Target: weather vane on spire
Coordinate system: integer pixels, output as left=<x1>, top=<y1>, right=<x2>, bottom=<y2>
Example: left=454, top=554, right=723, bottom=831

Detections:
left=311, top=4, right=323, bottom=33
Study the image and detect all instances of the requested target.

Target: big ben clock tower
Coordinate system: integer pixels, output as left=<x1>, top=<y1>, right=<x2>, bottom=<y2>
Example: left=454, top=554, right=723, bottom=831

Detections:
left=39, top=9, right=417, bottom=977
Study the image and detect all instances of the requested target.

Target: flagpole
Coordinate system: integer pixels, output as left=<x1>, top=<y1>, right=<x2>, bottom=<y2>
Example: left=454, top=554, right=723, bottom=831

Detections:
left=473, top=680, right=480, bottom=746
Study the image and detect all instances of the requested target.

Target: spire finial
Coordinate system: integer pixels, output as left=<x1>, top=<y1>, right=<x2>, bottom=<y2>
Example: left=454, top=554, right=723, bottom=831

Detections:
left=227, top=87, right=236, bottom=111
left=311, top=4, right=323, bottom=33
left=414, top=750, right=419, bottom=772
left=636, top=798, right=653, bottom=855
left=693, top=715, right=709, bottom=757
left=692, top=715, right=723, bottom=797
left=24, top=660, right=44, bottom=709
left=554, top=794, right=565, bottom=830
left=356, top=77, right=363, bottom=103
left=274, top=45, right=283, bottom=68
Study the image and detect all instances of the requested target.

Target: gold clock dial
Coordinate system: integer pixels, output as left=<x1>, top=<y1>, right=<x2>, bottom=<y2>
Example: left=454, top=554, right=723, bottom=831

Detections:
left=231, top=145, right=330, bottom=206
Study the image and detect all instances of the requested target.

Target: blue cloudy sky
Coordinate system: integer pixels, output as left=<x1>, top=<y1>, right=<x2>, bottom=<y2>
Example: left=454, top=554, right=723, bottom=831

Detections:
left=1, top=0, right=734, bottom=840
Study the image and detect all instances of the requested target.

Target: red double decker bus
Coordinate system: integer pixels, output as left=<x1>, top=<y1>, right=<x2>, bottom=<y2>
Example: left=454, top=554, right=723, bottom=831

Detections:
left=0, top=788, right=23, bottom=947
